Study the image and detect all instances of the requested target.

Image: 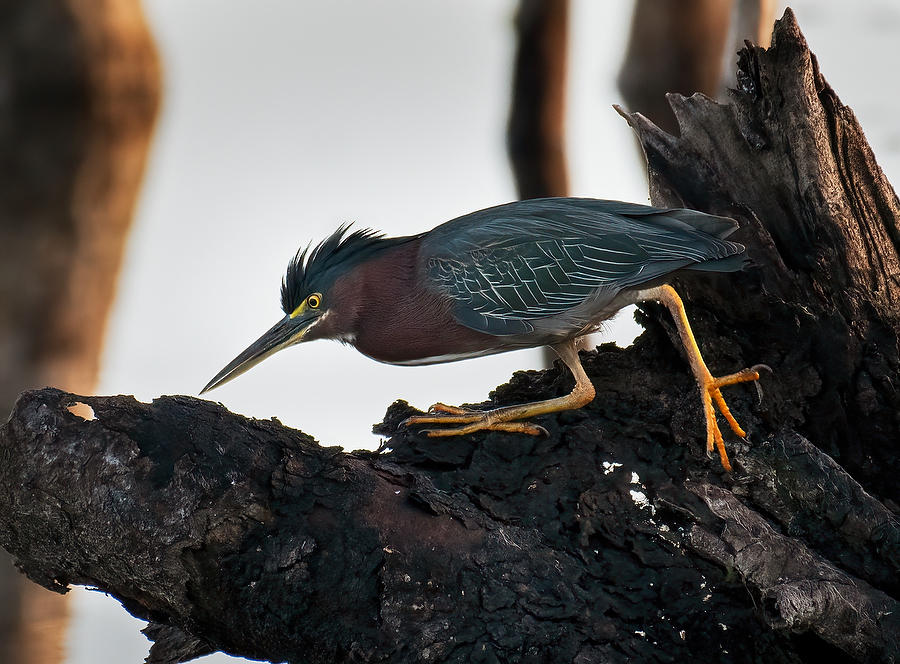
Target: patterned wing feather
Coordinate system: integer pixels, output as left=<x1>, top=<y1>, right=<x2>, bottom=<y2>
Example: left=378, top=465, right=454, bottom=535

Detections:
left=421, top=198, right=745, bottom=337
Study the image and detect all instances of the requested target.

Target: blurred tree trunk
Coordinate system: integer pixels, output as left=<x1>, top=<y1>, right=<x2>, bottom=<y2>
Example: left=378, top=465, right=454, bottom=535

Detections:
left=618, top=0, right=775, bottom=134
left=507, top=0, right=570, bottom=200
left=0, top=1, right=160, bottom=662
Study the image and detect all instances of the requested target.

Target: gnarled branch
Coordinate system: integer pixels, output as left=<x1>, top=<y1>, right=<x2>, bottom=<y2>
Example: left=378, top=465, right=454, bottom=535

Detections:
left=1, top=9, right=898, bottom=664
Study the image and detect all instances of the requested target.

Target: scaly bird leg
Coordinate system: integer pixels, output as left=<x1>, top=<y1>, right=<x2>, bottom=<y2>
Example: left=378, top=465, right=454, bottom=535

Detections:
left=402, top=339, right=595, bottom=437
left=637, top=284, right=760, bottom=472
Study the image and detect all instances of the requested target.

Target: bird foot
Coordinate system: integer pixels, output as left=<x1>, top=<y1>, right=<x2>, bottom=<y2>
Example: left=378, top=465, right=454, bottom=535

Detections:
left=701, top=366, right=763, bottom=472
left=402, top=403, right=549, bottom=437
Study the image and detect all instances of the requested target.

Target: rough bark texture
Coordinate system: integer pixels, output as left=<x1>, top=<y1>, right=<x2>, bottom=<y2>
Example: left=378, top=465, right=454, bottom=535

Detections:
left=0, top=10, right=897, bottom=664
left=0, top=1, right=160, bottom=662
left=617, top=7, right=900, bottom=505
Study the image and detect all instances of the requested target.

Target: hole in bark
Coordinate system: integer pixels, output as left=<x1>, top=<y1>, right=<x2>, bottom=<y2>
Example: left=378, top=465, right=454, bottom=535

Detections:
left=66, top=402, right=96, bottom=420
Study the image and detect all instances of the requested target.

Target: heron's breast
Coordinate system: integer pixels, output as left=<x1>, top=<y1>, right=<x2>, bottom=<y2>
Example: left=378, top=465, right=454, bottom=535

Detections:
left=352, top=286, right=508, bottom=365
left=340, top=242, right=513, bottom=365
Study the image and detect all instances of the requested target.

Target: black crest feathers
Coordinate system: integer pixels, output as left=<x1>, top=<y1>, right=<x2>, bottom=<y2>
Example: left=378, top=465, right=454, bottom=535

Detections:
left=280, top=224, right=412, bottom=314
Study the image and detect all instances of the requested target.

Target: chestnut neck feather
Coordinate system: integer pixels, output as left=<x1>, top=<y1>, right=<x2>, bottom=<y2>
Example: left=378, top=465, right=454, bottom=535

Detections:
left=306, top=239, right=501, bottom=364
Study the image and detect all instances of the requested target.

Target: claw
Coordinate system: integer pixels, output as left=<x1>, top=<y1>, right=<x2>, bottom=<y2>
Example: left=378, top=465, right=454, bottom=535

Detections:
left=638, top=284, right=769, bottom=471
left=748, top=364, right=772, bottom=405
left=701, top=368, right=763, bottom=472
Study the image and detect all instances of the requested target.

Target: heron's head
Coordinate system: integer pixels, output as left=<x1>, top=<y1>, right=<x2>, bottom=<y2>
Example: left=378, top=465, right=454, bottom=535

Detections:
left=200, top=224, right=389, bottom=394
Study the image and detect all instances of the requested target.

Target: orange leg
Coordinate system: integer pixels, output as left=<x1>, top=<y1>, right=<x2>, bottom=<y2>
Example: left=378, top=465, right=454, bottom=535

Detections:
left=637, top=284, right=760, bottom=471
left=402, top=339, right=595, bottom=437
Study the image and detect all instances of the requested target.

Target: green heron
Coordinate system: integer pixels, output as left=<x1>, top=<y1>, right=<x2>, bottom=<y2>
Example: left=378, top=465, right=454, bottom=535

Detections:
left=202, top=197, right=760, bottom=471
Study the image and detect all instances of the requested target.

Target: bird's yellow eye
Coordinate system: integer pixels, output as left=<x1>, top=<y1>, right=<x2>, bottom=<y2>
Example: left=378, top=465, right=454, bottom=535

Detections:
left=307, top=293, right=322, bottom=309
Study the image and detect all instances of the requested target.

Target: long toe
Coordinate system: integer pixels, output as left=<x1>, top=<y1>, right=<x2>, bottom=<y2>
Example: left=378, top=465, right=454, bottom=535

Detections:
left=700, top=367, right=763, bottom=471
left=427, top=403, right=472, bottom=415
left=402, top=402, right=551, bottom=437
left=711, top=367, right=761, bottom=391
left=423, top=420, right=548, bottom=437
left=710, top=367, right=761, bottom=437
left=402, top=411, right=483, bottom=427
left=703, top=392, right=731, bottom=471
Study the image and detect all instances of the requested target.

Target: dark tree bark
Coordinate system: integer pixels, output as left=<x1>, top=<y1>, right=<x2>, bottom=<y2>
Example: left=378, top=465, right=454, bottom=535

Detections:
left=616, top=8, right=900, bottom=505
left=0, top=10, right=897, bottom=664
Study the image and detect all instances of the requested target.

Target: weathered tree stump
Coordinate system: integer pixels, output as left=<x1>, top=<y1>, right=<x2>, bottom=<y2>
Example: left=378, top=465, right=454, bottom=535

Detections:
left=0, top=10, right=896, bottom=664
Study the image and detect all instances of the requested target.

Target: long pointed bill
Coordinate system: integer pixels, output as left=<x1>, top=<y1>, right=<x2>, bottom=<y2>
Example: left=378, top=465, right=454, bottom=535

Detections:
left=200, top=314, right=314, bottom=394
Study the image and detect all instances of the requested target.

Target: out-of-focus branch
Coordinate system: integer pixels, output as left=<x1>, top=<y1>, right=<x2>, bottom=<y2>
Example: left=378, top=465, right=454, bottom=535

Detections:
left=507, top=0, right=570, bottom=199
left=617, top=0, right=776, bottom=133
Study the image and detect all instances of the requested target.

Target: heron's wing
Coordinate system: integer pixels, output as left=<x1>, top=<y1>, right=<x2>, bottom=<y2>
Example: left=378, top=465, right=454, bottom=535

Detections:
left=421, top=198, right=744, bottom=336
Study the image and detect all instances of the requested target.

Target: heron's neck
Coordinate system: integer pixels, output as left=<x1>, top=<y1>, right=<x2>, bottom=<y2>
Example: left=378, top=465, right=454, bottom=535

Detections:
left=304, top=238, right=422, bottom=345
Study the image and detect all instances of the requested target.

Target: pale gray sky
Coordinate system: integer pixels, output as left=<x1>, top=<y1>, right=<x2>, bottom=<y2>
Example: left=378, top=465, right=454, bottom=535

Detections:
left=66, top=1, right=900, bottom=662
